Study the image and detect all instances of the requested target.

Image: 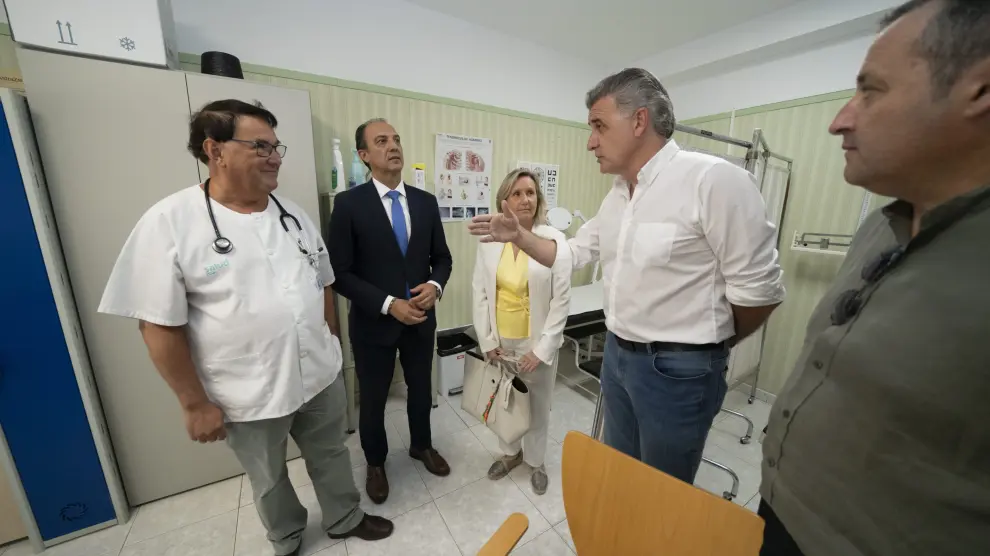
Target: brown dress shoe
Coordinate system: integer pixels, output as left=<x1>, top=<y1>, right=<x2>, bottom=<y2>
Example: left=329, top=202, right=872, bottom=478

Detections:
left=409, top=447, right=451, bottom=476
left=328, top=514, right=394, bottom=541
left=366, top=465, right=389, bottom=504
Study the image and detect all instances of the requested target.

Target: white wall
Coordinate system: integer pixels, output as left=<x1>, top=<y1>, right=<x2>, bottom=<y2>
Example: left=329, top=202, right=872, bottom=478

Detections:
left=635, top=0, right=899, bottom=120
left=669, top=33, right=874, bottom=119
left=170, top=0, right=606, bottom=122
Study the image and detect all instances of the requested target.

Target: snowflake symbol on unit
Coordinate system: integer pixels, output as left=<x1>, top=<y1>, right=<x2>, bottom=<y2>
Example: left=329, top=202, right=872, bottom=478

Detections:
left=119, top=37, right=136, bottom=51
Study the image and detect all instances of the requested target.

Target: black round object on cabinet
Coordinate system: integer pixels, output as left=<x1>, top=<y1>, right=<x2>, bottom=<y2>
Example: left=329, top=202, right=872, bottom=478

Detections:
left=200, top=51, right=244, bottom=79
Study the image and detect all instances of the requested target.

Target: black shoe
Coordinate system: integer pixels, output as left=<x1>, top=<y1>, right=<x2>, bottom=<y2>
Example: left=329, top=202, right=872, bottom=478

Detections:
left=366, top=465, right=389, bottom=504
left=409, top=447, right=451, bottom=477
left=277, top=546, right=300, bottom=556
left=328, top=514, right=394, bottom=541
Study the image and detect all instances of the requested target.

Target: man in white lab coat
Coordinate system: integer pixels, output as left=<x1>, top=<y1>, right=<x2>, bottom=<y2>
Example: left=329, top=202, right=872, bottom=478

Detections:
left=99, top=100, right=393, bottom=556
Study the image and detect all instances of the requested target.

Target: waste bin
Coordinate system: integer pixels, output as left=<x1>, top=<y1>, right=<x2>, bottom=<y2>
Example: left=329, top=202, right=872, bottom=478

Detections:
left=436, top=326, right=478, bottom=399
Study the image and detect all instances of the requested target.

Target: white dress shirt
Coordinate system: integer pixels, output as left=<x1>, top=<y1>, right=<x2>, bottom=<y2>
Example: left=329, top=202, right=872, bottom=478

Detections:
left=98, top=185, right=342, bottom=422
left=568, top=140, right=785, bottom=344
left=372, top=178, right=443, bottom=314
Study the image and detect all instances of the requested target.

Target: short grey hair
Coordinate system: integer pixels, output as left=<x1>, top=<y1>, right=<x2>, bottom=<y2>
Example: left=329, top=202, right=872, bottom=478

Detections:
left=882, top=0, right=990, bottom=95
left=585, top=68, right=676, bottom=139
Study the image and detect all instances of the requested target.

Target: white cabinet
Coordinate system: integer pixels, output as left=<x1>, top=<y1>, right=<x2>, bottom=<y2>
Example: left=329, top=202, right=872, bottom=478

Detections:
left=5, top=0, right=179, bottom=68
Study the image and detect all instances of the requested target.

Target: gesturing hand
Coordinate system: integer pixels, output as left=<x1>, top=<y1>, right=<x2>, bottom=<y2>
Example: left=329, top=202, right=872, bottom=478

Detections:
left=518, top=351, right=542, bottom=373
left=410, top=283, right=438, bottom=311
left=467, top=201, right=521, bottom=243
left=184, top=401, right=226, bottom=443
left=389, top=299, right=428, bottom=325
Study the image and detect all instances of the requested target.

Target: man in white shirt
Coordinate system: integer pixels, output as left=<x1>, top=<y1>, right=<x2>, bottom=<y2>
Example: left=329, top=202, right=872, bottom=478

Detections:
left=99, top=100, right=392, bottom=556
left=469, top=69, right=785, bottom=483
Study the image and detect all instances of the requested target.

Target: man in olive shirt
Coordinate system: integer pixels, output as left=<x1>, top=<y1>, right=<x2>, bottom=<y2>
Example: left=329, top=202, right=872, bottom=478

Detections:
left=759, top=1, right=990, bottom=555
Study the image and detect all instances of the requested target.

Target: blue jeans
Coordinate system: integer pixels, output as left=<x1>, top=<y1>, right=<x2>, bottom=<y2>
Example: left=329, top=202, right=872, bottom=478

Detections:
left=601, top=332, right=730, bottom=483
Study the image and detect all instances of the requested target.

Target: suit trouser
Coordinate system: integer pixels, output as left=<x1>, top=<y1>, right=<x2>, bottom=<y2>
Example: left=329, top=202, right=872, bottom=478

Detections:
left=496, top=337, right=557, bottom=468
left=352, top=326, right=435, bottom=466
left=226, top=377, right=363, bottom=556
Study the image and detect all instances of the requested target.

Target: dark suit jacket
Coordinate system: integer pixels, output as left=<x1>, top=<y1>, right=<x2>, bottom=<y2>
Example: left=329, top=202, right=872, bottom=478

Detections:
left=327, top=181, right=453, bottom=346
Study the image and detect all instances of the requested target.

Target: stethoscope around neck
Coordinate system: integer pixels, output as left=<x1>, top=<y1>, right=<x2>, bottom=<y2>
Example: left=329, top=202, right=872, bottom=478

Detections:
left=203, top=178, right=308, bottom=255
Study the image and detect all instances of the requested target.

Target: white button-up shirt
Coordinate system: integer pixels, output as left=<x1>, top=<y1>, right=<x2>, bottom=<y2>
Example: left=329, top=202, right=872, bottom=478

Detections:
left=372, top=178, right=443, bottom=314
left=98, top=184, right=342, bottom=423
left=569, top=140, right=785, bottom=344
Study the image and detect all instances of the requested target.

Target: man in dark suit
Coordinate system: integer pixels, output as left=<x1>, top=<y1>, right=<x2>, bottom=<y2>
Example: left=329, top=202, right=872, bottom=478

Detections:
left=327, top=118, right=453, bottom=504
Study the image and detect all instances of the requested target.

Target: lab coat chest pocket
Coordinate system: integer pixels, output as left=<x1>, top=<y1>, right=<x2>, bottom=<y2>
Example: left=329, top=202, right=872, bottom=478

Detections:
left=202, top=352, right=271, bottom=410
left=632, top=222, right=677, bottom=267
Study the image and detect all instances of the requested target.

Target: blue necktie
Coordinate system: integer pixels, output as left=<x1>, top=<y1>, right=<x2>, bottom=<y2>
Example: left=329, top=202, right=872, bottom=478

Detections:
left=386, top=190, right=411, bottom=299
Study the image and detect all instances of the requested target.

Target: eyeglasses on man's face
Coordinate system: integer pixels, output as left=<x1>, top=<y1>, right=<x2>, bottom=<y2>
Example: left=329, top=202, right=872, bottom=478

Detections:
left=228, top=138, right=288, bottom=158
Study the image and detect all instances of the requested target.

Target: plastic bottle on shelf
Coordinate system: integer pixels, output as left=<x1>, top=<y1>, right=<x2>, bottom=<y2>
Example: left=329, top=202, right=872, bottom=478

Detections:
left=331, top=138, right=346, bottom=193
left=348, top=148, right=364, bottom=189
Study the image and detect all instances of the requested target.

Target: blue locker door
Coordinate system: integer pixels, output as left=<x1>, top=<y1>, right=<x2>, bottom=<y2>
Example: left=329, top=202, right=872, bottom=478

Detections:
left=0, top=102, right=116, bottom=540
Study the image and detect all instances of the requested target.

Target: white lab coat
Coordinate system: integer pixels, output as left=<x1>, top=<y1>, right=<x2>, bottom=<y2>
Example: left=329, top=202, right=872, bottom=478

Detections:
left=99, top=184, right=343, bottom=423
left=471, top=224, right=572, bottom=366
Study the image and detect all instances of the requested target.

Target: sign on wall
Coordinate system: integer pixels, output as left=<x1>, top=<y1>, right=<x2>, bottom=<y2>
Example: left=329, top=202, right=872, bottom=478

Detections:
left=435, top=133, right=493, bottom=222
left=516, top=161, right=559, bottom=210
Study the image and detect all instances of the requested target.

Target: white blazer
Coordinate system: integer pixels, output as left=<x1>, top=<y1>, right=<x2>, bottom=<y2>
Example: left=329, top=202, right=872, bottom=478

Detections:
left=472, top=225, right=572, bottom=366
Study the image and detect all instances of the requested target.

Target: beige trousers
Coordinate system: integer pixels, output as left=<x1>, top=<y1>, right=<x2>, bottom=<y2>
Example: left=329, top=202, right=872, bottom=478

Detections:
left=497, top=336, right=558, bottom=467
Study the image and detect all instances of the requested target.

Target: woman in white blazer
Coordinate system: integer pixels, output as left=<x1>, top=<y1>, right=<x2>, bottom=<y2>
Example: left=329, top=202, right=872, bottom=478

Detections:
left=472, top=168, right=571, bottom=495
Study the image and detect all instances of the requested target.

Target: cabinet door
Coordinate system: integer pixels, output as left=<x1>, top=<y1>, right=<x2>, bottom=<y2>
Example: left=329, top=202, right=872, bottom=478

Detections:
left=185, top=73, right=321, bottom=226
left=0, top=463, right=27, bottom=546
left=16, top=49, right=239, bottom=505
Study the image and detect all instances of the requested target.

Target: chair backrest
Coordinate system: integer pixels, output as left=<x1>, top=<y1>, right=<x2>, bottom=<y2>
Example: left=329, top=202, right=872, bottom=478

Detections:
left=562, top=432, right=765, bottom=556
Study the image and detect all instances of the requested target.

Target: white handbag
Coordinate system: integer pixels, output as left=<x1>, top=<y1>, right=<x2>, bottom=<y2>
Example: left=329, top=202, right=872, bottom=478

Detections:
left=461, top=353, right=532, bottom=445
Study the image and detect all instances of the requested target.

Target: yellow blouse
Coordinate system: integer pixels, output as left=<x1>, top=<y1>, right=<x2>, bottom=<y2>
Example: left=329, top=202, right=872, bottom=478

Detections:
left=495, top=244, right=530, bottom=340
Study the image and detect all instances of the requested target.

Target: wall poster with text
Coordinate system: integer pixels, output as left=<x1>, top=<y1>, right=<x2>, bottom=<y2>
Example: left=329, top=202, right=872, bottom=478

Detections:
left=435, top=133, right=493, bottom=222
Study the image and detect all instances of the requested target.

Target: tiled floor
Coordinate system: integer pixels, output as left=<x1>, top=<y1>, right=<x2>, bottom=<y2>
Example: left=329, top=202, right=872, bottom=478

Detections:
left=0, top=359, right=770, bottom=556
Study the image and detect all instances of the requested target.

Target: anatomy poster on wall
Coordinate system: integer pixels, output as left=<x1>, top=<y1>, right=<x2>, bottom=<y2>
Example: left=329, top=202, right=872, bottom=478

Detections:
left=516, top=161, right=559, bottom=210
left=435, top=133, right=493, bottom=222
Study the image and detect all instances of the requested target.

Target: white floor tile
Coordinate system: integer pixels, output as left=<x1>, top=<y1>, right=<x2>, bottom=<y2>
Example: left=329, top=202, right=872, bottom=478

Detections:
left=4, top=519, right=133, bottom=556
left=310, top=545, right=347, bottom=556
left=547, top=386, right=596, bottom=445
left=119, top=511, right=236, bottom=556
left=507, top=440, right=567, bottom=526
left=513, top=528, right=575, bottom=556
left=413, top=428, right=494, bottom=499
left=695, top=444, right=762, bottom=506
left=126, top=477, right=241, bottom=546
left=240, top=457, right=313, bottom=507
left=345, top=502, right=461, bottom=556
left=470, top=423, right=507, bottom=459
left=235, top=483, right=345, bottom=556
left=352, top=453, right=432, bottom=519
left=746, top=493, right=762, bottom=513
left=435, top=475, right=551, bottom=556
left=554, top=520, right=576, bottom=553
left=707, top=426, right=765, bottom=467
left=388, top=402, right=466, bottom=449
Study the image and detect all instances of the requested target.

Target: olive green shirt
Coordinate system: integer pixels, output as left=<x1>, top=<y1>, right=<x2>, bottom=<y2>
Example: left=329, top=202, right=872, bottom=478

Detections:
left=761, top=187, right=990, bottom=556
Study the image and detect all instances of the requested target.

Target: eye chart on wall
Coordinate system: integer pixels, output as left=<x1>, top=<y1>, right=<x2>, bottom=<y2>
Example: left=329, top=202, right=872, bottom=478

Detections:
left=435, top=133, right=494, bottom=222
left=516, top=161, right=559, bottom=210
